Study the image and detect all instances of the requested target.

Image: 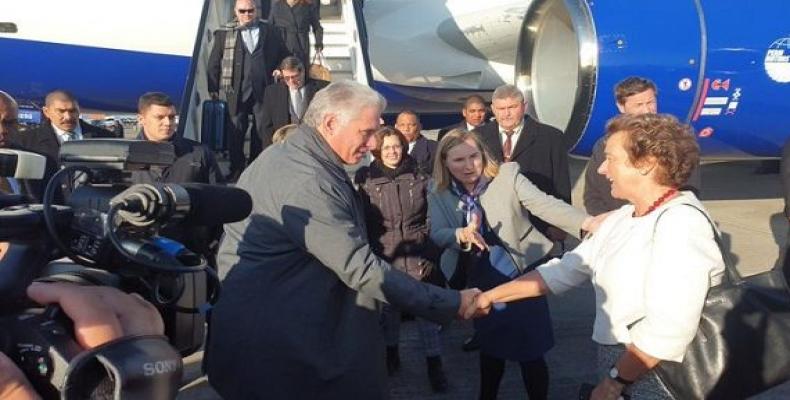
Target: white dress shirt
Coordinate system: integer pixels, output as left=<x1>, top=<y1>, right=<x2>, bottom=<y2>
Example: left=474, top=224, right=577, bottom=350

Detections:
left=537, top=192, right=725, bottom=362
left=289, top=86, right=306, bottom=118
left=52, top=122, right=84, bottom=144
left=241, top=25, right=260, bottom=53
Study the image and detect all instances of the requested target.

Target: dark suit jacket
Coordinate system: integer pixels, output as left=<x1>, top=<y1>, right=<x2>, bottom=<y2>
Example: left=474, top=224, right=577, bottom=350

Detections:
left=269, top=1, right=323, bottom=66
left=409, top=135, right=438, bottom=175
left=477, top=117, right=572, bottom=234
left=259, top=79, right=328, bottom=146
left=437, top=121, right=468, bottom=142
left=8, top=120, right=114, bottom=200
left=207, top=20, right=288, bottom=115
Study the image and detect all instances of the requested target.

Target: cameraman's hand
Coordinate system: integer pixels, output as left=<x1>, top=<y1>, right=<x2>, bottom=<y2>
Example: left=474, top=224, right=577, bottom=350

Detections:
left=0, top=352, right=39, bottom=400
left=27, top=282, right=164, bottom=349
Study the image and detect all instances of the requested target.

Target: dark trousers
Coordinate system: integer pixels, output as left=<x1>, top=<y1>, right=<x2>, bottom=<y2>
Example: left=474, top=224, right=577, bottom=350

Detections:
left=479, top=353, right=549, bottom=400
left=228, top=97, right=264, bottom=173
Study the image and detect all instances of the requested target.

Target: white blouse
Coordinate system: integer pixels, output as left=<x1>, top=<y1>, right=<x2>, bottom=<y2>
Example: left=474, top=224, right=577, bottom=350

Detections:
left=537, top=192, right=725, bottom=362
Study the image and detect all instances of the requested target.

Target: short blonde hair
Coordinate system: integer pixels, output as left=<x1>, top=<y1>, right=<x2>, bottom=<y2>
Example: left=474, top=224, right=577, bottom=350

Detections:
left=272, top=124, right=298, bottom=144
left=433, top=129, right=499, bottom=192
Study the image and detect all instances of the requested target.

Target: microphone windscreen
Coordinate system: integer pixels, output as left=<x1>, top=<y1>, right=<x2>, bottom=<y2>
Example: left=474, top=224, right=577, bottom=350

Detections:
left=180, top=183, right=253, bottom=226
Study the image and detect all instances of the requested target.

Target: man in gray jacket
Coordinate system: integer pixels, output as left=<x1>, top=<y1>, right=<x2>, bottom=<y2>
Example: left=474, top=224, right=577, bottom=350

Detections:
left=206, top=81, right=479, bottom=399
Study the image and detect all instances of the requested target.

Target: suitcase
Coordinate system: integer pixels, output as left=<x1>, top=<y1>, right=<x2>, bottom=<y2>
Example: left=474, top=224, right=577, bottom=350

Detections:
left=201, top=99, right=228, bottom=151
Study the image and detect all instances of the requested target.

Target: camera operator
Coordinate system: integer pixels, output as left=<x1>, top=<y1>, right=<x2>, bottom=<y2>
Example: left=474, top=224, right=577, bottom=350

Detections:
left=0, top=279, right=164, bottom=400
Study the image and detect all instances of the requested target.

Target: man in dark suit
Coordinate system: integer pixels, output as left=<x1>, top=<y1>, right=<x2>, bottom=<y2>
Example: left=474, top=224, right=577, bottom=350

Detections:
left=477, top=84, right=572, bottom=250
left=259, top=56, right=328, bottom=148
left=208, top=0, right=288, bottom=181
left=437, top=94, right=487, bottom=142
left=7, top=90, right=114, bottom=199
left=395, top=110, right=437, bottom=174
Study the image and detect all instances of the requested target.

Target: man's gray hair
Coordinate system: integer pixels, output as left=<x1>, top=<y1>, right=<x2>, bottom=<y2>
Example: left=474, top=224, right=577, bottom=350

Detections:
left=492, top=84, right=525, bottom=103
left=303, top=81, right=387, bottom=129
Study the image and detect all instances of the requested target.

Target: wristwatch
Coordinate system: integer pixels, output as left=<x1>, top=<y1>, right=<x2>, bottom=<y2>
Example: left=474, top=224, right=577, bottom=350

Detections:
left=609, top=366, right=635, bottom=386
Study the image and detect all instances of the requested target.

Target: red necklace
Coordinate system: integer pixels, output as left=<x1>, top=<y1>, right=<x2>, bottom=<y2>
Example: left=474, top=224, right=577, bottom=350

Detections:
left=634, top=188, right=678, bottom=217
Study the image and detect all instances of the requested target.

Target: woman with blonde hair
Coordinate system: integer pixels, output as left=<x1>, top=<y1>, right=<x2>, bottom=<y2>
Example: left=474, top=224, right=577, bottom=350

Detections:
left=429, top=129, right=601, bottom=399
left=466, top=114, right=724, bottom=399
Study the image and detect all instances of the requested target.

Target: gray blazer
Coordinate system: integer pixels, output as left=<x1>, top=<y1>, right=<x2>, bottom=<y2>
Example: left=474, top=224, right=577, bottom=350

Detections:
left=206, top=126, right=460, bottom=399
left=429, top=162, right=588, bottom=280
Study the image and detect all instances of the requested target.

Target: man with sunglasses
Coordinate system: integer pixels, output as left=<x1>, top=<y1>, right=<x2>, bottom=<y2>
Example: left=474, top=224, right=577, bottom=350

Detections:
left=259, top=56, right=328, bottom=148
left=208, top=0, right=288, bottom=182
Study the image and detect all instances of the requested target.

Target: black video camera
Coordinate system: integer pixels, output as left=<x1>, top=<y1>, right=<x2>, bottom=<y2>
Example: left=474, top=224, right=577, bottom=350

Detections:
left=0, top=141, right=252, bottom=399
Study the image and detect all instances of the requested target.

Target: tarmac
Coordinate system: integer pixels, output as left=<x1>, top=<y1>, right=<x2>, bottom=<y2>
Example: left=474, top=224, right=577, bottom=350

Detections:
left=177, top=156, right=790, bottom=399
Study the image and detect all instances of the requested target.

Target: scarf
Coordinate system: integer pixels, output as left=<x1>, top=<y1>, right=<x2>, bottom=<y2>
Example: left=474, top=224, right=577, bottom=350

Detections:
left=373, top=156, right=416, bottom=180
left=450, top=176, right=490, bottom=231
left=219, top=19, right=264, bottom=94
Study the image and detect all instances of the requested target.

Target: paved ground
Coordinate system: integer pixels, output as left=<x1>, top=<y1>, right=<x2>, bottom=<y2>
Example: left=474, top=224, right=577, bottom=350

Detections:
left=177, top=157, right=790, bottom=399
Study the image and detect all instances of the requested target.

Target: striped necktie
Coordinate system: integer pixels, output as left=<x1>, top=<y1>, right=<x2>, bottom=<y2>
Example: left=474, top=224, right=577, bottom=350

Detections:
left=503, top=130, right=514, bottom=162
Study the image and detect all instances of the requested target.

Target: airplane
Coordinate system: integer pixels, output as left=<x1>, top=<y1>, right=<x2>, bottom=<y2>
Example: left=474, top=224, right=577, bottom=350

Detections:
left=1, top=0, right=789, bottom=159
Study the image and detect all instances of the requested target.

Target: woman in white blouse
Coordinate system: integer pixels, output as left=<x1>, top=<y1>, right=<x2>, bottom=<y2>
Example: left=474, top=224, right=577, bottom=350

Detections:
left=465, top=113, right=725, bottom=399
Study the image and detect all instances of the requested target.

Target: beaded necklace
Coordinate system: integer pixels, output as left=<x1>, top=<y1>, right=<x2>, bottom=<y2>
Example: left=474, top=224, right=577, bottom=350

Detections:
left=633, top=188, right=678, bottom=217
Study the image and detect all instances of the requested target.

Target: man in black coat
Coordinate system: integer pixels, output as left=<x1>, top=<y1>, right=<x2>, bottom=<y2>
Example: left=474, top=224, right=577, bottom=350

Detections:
left=131, top=92, right=224, bottom=185
left=7, top=90, right=114, bottom=199
left=437, top=94, right=487, bottom=142
left=208, top=0, right=288, bottom=181
left=477, top=84, right=572, bottom=249
left=259, top=56, right=328, bottom=148
left=131, top=92, right=224, bottom=258
left=395, top=110, right=437, bottom=174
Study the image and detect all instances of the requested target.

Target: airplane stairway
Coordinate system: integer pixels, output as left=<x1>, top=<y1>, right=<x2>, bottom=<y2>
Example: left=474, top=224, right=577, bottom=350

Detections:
left=179, top=0, right=371, bottom=142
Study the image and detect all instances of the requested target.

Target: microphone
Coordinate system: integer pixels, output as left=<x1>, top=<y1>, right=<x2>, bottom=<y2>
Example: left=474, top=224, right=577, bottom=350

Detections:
left=109, top=183, right=252, bottom=227
left=179, top=183, right=253, bottom=226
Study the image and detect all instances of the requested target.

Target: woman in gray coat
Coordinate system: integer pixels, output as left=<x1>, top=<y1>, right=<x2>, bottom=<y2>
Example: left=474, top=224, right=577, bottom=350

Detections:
left=429, top=129, right=598, bottom=400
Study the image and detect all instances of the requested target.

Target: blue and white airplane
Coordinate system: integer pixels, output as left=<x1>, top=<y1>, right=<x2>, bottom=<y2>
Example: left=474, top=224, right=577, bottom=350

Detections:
left=1, top=0, right=789, bottom=158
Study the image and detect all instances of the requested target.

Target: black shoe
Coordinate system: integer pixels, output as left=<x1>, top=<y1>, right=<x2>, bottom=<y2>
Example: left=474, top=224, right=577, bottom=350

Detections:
left=461, top=334, right=480, bottom=352
left=225, top=169, right=243, bottom=183
left=426, top=356, right=449, bottom=393
left=386, top=346, right=400, bottom=376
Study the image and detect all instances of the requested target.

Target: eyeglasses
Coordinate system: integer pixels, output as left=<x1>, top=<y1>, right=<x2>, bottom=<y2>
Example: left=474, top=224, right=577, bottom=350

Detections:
left=237, top=8, right=256, bottom=14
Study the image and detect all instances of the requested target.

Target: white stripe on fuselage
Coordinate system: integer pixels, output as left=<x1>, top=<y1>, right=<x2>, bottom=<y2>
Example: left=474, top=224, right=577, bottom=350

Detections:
left=0, top=0, right=202, bottom=56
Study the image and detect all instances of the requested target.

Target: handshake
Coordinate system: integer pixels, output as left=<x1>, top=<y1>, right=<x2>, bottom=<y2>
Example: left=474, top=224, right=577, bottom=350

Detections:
left=457, top=288, right=496, bottom=320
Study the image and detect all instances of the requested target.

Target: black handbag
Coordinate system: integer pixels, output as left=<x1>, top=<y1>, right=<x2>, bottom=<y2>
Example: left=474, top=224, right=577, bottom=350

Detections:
left=651, top=204, right=790, bottom=399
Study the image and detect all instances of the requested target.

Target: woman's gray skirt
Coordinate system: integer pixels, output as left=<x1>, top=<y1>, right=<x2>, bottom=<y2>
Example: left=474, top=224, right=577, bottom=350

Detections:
left=597, top=344, right=675, bottom=399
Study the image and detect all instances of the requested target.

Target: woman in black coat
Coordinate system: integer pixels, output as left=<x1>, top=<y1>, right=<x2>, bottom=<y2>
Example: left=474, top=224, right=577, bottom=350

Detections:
left=354, top=126, right=448, bottom=393
left=270, top=0, right=323, bottom=69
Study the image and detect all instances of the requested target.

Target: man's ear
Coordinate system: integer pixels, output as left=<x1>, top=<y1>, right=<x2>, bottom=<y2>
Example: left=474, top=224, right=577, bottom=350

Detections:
left=322, top=113, right=337, bottom=135
left=616, top=102, right=626, bottom=114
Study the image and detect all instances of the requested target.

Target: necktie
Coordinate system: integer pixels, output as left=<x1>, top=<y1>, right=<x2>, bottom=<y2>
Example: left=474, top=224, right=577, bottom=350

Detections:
left=242, top=29, right=256, bottom=53
left=293, top=89, right=304, bottom=120
left=64, top=131, right=76, bottom=142
left=503, top=130, right=514, bottom=162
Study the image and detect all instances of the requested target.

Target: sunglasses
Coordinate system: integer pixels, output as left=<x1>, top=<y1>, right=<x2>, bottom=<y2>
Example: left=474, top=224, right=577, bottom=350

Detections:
left=237, top=8, right=256, bottom=14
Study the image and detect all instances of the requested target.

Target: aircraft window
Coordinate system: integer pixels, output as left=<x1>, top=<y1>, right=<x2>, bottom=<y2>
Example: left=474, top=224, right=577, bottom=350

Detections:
left=0, top=23, right=17, bottom=33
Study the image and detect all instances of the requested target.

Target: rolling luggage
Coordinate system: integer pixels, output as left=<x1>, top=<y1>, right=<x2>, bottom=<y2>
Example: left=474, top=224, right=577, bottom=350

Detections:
left=201, top=99, right=228, bottom=152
